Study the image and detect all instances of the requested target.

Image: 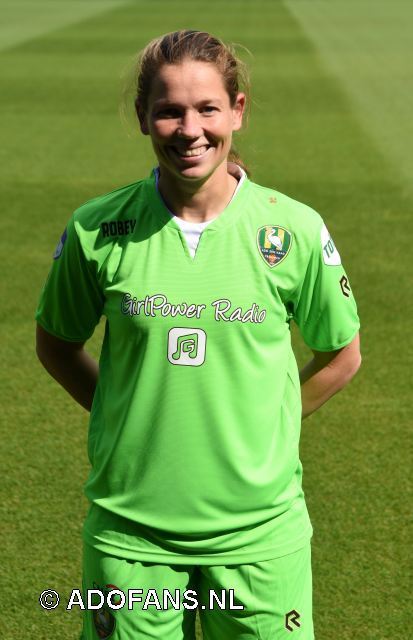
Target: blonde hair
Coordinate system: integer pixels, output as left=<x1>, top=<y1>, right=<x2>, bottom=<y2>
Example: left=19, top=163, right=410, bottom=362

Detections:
left=127, top=30, right=251, bottom=176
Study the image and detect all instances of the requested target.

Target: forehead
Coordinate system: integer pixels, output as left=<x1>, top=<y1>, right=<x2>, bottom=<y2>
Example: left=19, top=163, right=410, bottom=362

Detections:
left=148, top=60, right=229, bottom=106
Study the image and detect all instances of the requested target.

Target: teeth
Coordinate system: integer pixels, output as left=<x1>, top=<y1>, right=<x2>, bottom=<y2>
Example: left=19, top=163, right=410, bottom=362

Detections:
left=175, top=146, right=209, bottom=157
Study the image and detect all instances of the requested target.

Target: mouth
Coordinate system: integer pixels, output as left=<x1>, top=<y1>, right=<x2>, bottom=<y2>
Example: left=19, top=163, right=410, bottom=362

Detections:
left=170, top=145, right=211, bottom=160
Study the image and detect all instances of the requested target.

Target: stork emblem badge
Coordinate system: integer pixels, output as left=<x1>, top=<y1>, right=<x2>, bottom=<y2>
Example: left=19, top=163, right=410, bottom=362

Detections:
left=257, top=226, right=293, bottom=267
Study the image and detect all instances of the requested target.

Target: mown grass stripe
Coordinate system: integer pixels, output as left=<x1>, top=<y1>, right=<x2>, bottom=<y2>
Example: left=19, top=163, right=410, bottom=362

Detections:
left=0, top=0, right=132, bottom=52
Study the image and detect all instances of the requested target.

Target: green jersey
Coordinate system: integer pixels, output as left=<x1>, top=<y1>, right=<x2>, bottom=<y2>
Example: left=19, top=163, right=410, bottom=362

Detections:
left=36, top=168, right=360, bottom=565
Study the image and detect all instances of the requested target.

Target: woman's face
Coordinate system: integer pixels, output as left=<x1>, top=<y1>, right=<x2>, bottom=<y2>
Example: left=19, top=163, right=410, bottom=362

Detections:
left=138, top=60, right=245, bottom=183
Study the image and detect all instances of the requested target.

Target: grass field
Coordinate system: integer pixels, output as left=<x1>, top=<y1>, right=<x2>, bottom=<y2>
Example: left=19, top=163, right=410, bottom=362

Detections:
left=1, top=1, right=412, bottom=638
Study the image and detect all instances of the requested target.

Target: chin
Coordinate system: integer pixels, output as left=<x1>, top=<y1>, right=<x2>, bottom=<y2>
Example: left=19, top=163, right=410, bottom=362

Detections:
left=162, top=162, right=216, bottom=183
left=178, top=166, right=214, bottom=180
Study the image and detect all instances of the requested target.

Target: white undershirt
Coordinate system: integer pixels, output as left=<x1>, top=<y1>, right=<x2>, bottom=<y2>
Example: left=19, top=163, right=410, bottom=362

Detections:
left=154, top=163, right=246, bottom=258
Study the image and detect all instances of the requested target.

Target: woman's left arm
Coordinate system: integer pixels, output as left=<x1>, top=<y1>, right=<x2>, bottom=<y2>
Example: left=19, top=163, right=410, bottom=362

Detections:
left=299, top=332, right=361, bottom=420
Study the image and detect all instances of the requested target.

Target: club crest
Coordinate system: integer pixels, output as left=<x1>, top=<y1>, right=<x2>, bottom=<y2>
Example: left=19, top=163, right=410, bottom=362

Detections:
left=257, top=226, right=292, bottom=267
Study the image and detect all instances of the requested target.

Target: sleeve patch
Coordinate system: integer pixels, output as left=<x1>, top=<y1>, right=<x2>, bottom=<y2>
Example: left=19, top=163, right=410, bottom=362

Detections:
left=321, top=223, right=341, bottom=266
left=339, top=274, right=351, bottom=297
left=53, top=228, right=68, bottom=260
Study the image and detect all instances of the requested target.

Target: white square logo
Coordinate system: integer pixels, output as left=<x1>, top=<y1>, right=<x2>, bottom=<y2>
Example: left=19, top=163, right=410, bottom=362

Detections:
left=167, top=328, right=206, bottom=366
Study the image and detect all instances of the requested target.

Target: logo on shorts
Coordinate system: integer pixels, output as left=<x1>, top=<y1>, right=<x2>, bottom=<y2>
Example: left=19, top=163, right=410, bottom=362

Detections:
left=285, top=609, right=301, bottom=631
left=257, top=226, right=292, bottom=267
left=92, top=582, right=117, bottom=639
left=93, top=608, right=115, bottom=639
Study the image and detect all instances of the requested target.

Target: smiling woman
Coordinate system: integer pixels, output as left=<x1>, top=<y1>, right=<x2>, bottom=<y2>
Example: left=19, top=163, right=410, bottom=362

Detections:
left=132, top=30, right=250, bottom=222
left=35, top=29, right=361, bottom=640
left=138, top=60, right=244, bottom=173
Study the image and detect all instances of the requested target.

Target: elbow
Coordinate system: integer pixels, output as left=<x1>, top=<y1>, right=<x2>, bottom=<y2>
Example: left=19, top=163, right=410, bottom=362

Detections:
left=35, top=323, right=54, bottom=369
left=339, top=352, right=362, bottom=389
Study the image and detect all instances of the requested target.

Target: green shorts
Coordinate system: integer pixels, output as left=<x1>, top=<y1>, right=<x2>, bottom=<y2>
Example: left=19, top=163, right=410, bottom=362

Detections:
left=80, top=541, right=314, bottom=639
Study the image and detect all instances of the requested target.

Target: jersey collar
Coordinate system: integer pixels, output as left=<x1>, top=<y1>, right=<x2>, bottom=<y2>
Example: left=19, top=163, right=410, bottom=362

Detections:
left=145, top=164, right=251, bottom=233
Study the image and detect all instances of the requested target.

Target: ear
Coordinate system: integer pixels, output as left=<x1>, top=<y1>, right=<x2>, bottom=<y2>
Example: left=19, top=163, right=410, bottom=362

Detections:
left=232, top=92, right=246, bottom=132
left=135, top=99, right=149, bottom=135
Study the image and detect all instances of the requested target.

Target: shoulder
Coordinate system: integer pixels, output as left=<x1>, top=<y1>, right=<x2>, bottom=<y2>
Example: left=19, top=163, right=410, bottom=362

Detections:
left=72, top=177, right=149, bottom=230
left=68, top=176, right=152, bottom=259
left=247, top=180, right=324, bottom=240
left=61, top=176, right=152, bottom=263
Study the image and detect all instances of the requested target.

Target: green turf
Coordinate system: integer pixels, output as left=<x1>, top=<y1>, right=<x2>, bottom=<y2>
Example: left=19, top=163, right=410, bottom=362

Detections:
left=285, top=0, right=413, bottom=197
left=1, top=1, right=411, bottom=638
left=0, top=0, right=130, bottom=52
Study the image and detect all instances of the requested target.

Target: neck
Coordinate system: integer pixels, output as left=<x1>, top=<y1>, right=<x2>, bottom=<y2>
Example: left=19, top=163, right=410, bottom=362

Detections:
left=157, top=162, right=238, bottom=223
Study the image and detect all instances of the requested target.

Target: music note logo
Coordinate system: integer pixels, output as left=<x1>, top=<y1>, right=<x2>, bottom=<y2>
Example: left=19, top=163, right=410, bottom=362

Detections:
left=172, top=333, right=198, bottom=360
left=167, top=328, right=206, bottom=366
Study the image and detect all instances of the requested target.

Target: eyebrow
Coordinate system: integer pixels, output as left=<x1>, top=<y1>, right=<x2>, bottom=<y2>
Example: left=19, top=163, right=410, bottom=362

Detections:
left=153, top=98, right=224, bottom=108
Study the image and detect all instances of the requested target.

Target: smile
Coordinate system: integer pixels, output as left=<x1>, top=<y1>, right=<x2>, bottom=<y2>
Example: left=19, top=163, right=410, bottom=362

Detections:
left=171, top=145, right=211, bottom=158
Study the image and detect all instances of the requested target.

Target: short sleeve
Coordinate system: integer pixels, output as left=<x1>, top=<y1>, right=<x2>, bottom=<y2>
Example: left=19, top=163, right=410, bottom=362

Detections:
left=293, top=221, right=360, bottom=351
left=35, top=216, right=104, bottom=341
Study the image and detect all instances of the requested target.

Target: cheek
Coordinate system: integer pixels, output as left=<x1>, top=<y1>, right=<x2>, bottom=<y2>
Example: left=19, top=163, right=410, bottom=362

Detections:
left=216, top=114, right=236, bottom=140
left=150, top=122, right=174, bottom=142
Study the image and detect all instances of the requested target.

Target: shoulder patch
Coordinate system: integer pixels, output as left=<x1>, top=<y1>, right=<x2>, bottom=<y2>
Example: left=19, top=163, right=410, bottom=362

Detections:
left=257, top=225, right=293, bottom=268
left=53, top=228, right=67, bottom=260
left=321, top=223, right=341, bottom=266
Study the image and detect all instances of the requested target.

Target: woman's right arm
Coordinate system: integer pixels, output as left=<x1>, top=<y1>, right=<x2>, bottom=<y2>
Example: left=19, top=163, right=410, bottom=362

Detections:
left=36, top=324, right=99, bottom=412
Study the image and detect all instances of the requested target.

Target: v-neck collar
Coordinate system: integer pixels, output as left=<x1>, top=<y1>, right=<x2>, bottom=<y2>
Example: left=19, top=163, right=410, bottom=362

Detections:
left=145, top=166, right=251, bottom=234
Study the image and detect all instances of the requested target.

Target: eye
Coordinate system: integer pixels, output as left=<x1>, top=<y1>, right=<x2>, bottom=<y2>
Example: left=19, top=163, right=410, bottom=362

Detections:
left=201, top=106, right=217, bottom=114
left=156, top=108, right=180, bottom=118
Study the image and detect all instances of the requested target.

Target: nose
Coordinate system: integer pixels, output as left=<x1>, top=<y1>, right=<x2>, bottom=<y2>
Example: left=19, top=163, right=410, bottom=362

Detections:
left=177, top=109, right=203, bottom=139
